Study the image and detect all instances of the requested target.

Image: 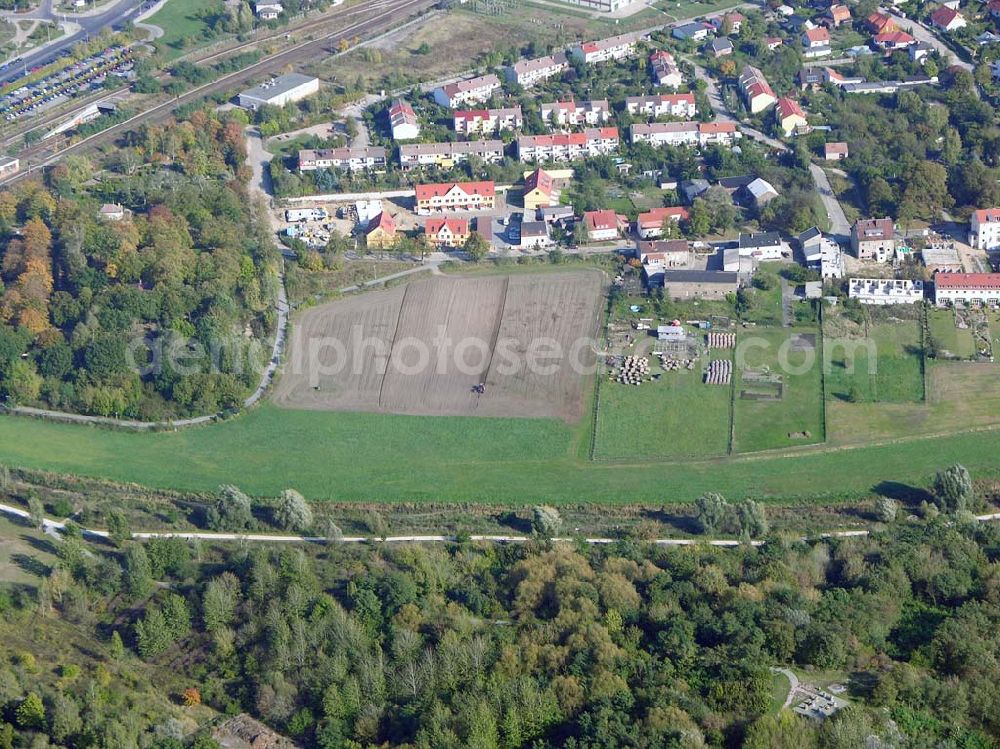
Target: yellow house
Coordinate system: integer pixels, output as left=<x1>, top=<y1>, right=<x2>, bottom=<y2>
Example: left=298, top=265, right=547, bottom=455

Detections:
left=522, top=168, right=556, bottom=212
left=776, top=97, right=808, bottom=136
left=365, top=212, right=398, bottom=250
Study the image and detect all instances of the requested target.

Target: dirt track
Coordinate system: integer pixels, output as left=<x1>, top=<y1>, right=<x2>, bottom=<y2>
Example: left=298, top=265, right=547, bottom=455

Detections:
left=274, top=271, right=604, bottom=421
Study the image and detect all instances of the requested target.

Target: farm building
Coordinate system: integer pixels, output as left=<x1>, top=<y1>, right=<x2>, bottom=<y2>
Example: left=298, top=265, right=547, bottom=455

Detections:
left=663, top=270, right=739, bottom=299
left=238, top=74, right=319, bottom=110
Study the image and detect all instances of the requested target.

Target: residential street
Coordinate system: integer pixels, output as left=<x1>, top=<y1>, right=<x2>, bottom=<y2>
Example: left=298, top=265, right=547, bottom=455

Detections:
left=888, top=10, right=973, bottom=73
left=692, top=60, right=851, bottom=240
left=810, top=163, right=851, bottom=242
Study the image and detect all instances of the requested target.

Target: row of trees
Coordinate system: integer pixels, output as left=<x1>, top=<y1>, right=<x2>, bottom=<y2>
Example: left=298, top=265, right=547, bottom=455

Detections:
left=6, top=495, right=1000, bottom=748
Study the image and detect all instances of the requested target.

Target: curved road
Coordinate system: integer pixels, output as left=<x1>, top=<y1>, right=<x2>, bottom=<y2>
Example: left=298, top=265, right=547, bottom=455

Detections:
left=3, top=0, right=149, bottom=73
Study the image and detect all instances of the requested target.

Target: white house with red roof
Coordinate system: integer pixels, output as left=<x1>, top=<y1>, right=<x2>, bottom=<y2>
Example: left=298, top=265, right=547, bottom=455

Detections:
left=712, top=11, right=744, bottom=33
left=453, top=106, right=523, bottom=136
left=516, top=128, right=620, bottom=162
left=582, top=209, right=625, bottom=241
left=930, top=6, right=966, bottom=31
left=630, top=121, right=741, bottom=148
left=625, top=94, right=697, bottom=119
left=636, top=207, right=689, bottom=239
left=433, top=74, right=502, bottom=108
left=969, top=208, right=1000, bottom=250
left=873, top=31, right=916, bottom=52
left=803, top=27, right=830, bottom=48
left=414, top=181, right=496, bottom=215
left=934, top=273, right=1000, bottom=305
left=505, top=52, right=570, bottom=87
left=424, top=217, right=471, bottom=248
left=540, top=99, right=611, bottom=127
left=388, top=99, right=420, bottom=141
left=649, top=50, right=684, bottom=88
left=570, top=31, right=647, bottom=64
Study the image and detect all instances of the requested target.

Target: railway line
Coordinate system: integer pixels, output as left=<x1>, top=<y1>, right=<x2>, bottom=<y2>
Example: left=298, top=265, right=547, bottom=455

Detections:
left=0, top=0, right=435, bottom=187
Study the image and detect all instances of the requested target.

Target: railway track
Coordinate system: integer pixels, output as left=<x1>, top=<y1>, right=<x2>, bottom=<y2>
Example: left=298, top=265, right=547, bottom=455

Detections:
left=0, top=0, right=435, bottom=187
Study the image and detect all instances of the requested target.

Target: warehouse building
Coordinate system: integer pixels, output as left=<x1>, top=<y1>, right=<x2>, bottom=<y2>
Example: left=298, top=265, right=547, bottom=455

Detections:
left=238, top=74, right=319, bottom=110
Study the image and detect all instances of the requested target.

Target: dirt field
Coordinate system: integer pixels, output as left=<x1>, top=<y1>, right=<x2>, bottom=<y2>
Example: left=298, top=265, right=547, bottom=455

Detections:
left=274, top=270, right=604, bottom=421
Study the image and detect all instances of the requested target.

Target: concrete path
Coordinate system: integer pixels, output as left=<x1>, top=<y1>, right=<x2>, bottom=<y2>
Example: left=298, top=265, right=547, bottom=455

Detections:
left=771, top=667, right=801, bottom=709
left=3, top=500, right=1000, bottom=548
left=337, top=262, right=437, bottom=294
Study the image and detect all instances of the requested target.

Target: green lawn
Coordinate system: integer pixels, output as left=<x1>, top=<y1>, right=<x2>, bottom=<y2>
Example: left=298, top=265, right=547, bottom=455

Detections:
left=769, top=670, right=791, bottom=715
left=734, top=328, right=825, bottom=452
left=594, top=350, right=732, bottom=460
left=146, top=0, right=226, bottom=60
left=928, top=308, right=976, bottom=360
left=8, top=393, right=1000, bottom=505
left=826, top=319, right=924, bottom=403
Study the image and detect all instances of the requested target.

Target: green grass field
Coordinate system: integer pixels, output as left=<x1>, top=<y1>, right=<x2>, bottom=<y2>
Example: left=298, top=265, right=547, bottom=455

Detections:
left=928, top=308, right=976, bottom=359
left=146, top=0, right=226, bottom=60
left=734, top=328, right=825, bottom=452
left=594, top=350, right=732, bottom=460
left=826, top=319, right=924, bottom=403
left=8, top=391, right=1000, bottom=506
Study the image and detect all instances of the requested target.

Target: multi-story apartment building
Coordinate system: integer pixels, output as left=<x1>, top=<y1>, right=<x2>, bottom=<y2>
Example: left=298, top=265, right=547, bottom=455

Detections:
left=414, top=181, right=496, bottom=215
left=399, top=140, right=505, bottom=170
left=625, top=93, right=697, bottom=119
left=453, top=106, right=523, bottom=136
left=433, top=74, right=502, bottom=108
left=297, top=147, right=387, bottom=172
left=540, top=99, right=611, bottom=127
left=516, top=128, right=620, bottom=162
left=630, top=121, right=740, bottom=147
left=505, top=52, right=570, bottom=87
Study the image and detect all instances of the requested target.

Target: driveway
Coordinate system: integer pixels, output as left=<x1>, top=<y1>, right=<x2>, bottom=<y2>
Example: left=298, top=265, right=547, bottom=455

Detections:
left=810, top=163, right=851, bottom=242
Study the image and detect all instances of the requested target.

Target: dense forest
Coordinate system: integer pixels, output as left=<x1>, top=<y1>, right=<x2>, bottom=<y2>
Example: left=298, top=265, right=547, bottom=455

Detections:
left=2, top=483, right=1000, bottom=748
left=0, top=108, right=280, bottom=419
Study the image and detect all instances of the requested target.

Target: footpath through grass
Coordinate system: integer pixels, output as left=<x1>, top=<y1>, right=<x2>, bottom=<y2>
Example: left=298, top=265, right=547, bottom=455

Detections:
left=4, top=404, right=1000, bottom=504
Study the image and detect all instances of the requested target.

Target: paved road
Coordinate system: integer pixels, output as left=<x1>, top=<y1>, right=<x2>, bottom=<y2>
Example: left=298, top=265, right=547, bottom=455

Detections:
left=888, top=10, right=972, bottom=73
left=771, top=668, right=801, bottom=709
left=810, top=163, right=851, bottom=242
left=3, top=0, right=149, bottom=73
left=692, top=60, right=852, bottom=241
